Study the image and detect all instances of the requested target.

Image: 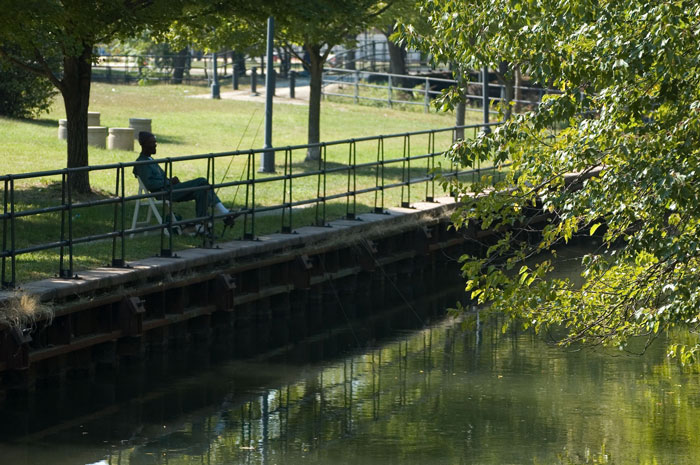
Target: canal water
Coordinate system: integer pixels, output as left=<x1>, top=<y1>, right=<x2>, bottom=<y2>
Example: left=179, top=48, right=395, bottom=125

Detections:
left=1, top=248, right=698, bottom=464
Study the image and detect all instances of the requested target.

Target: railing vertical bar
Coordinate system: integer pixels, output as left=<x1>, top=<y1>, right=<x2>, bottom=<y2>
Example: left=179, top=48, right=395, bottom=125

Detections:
left=161, top=159, right=173, bottom=257
left=315, top=144, right=322, bottom=226
left=281, top=147, right=287, bottom=232
left=206, top=155, right=215, bottom=247
left=9, top=178, right=15, bottom=286
left=243, top=150, right=253, bottom=239
left=59, top=172, right=66, bottom=277
left=346, top=140, right=357, bottom=220
left=120, top=165, right=126, bottom=264
left=282, top=147, right=293, bottom=233
left=321, top=144, right=328, bottom=225
left=67, top=172, right=74, bottom=277
left=1, top=179, right=8, bottom=286
left=401, top=135, right=410, bottom=208
left=426, top=131, right=435, bottom=202
left=111, top=165, right=121, bottom=266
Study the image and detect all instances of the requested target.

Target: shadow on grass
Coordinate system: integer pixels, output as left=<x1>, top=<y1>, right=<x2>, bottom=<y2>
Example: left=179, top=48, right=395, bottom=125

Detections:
left=282, top=159, right=498, bottom=184
left=155, top=133, right=188, bottom=145
left=14, top=117, right=59, bottom=128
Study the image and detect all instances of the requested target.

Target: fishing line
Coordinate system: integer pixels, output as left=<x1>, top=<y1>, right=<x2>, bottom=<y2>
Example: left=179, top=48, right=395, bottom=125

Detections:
left=230, top=115, right=265, bottom=208
left=357, top=240, right=425, bottom=326
left=216, top=109, right=258, bottom=194
left=221, top=114, right=265, bottom=236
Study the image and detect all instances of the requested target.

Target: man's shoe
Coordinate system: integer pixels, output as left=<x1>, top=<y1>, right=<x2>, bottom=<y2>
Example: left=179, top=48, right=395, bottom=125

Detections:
left=223, top=210, right=241, bottom=227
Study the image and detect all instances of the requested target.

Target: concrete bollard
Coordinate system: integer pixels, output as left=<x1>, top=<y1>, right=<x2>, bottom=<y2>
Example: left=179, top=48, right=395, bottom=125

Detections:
left=129, top=118, right=152, bottom=139
left=87, top=111, right=100, bottom=126
left=107, top=127, right=135, bottom=151
left=251, top=67, right=258, bottom=95
left=58, top=119, right=68, bottom=140
left=87, top=126, right=107, bottom=148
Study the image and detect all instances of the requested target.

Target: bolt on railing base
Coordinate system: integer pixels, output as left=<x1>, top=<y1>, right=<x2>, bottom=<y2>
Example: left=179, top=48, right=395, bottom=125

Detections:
left=111, top=258, right=129, bottom=268
left=59, top=270, right=79, bottom=279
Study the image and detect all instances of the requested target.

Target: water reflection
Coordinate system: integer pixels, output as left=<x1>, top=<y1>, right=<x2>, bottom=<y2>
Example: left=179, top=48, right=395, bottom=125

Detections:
left=1, top=248, right=699, bottom=464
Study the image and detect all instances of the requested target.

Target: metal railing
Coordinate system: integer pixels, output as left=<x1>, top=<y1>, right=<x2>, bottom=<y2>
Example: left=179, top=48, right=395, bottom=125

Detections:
left=321, top=68, right=557, bottom=113
left=0, top=123, right=503, bottom=287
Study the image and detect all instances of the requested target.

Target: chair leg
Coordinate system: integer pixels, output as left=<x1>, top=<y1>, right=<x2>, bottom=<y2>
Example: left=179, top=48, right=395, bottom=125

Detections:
left=130, top=199, right=142, bottom=239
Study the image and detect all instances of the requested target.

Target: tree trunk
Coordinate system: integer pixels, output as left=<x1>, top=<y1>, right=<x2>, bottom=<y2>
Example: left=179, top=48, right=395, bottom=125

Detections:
left=62, top=45, right=92, bottom=194
left=233, top=51, right=246, bottom=76
left=345, top=48, right=356, bottom=70
left=496, top=61, right=514, bottom=121
left=455, top=101, right=465, bottom=141
left=514, top=65, right=522, bottom=113
left=171, top=48, right=188, bottom=84
left=305, top=46, right=323, bottom=161
left=384, top=27, right=408, bottom=88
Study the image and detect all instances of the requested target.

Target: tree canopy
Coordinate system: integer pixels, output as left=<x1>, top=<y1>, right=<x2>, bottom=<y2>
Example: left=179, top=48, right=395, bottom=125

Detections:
left=0, top=0, right=189, bottom=192
left=404, top=0, right=700, bottom=362
left=273, top=0, right=391, bottom=160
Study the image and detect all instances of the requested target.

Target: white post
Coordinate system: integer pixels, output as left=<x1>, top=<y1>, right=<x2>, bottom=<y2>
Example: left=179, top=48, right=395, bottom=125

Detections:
left=354, top=70, right=359, bottom=104
left=388, top=75, right=392, bottom=108
left=424, top=78, right=430, bottom=112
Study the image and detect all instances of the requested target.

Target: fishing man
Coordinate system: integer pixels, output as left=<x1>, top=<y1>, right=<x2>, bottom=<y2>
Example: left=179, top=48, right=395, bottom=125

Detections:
left=134, top=131, right=236, bottom=232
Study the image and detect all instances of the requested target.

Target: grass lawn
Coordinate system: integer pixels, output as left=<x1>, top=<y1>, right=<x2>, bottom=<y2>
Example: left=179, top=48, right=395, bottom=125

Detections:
left=0, top=82, right=491, bottom=284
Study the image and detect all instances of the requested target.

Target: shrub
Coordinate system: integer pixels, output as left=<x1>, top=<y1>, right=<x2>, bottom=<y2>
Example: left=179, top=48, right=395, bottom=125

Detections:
left=0, top=61, right=57, bottom=119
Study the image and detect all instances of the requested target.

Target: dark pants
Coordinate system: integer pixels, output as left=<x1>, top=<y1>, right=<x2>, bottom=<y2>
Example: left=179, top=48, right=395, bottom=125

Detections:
left=170, top=178, right=221, bottom=218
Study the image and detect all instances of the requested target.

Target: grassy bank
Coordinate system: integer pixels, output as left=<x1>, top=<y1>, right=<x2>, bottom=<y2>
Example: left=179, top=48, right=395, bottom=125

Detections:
left=0, top=82, right=488, bottom=284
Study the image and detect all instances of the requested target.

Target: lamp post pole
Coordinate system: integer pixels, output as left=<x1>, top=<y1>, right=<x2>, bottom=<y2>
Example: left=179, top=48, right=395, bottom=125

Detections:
left=260, top=16, right=275, bottom=173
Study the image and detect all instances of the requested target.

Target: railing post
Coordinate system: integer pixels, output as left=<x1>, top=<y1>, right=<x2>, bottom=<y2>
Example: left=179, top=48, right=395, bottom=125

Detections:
left=314, top=143, right=328, bottom=227
left=426, top=131, right=436, bottom=202
left=160, top=159, right=174, bottom=257
left=243, top=150, right=256, bottom=240
left=204, top=155, right=215, bottom=248
left=111, top=165, right=127, bottom=267
left=1, top=177, right=15, bottom=288
left=346, top=140, right=357, bottom=220
left=281, top=147, right=293, bottom=233
left=233, top=64, right=239, bottom=90
left=59, top=170, right=76, bottom=279
left=374, top=137, right=385, bottom=214
left=354, top=70, right=360, bottom=104
left=400, top=135, right=411, bottom=208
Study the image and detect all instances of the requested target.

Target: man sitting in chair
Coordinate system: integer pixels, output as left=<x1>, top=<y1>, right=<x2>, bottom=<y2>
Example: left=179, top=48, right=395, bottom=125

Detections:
left=134, top=131, right=236, bottom=232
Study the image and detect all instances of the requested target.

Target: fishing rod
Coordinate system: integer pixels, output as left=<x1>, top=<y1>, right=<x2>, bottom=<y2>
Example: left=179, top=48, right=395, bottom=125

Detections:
left=221, top=115, right=265, bottom=236
left=216, top=109, right=258, bottom=194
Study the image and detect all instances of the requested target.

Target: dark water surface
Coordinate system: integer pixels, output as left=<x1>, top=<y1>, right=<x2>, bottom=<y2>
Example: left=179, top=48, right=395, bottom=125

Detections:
left=1, top=254, right=698, bottom=464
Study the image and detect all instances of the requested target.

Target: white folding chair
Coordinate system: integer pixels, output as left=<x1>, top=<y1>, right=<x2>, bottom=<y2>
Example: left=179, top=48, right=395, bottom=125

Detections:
left=130, top=177, right=176, bottom=237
